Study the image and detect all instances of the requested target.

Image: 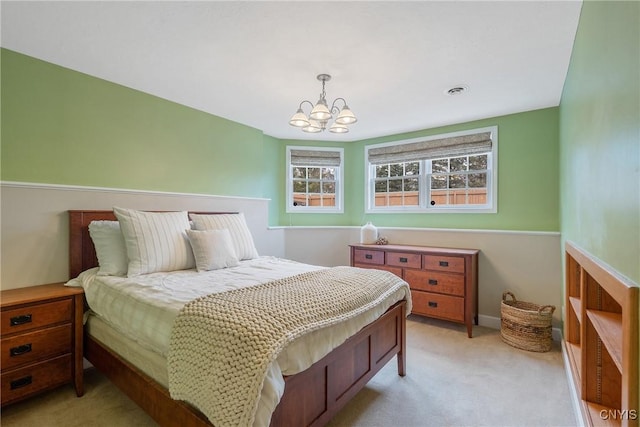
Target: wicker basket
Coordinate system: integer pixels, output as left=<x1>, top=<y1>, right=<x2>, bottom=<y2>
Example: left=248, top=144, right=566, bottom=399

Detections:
left=501, top=291, right=555, bottom=352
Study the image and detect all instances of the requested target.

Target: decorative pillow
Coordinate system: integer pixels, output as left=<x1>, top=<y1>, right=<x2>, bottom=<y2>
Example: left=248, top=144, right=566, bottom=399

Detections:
left=190, top=213, right=259, bottom=260
left=186, top=229, right=240, bottom=272
left=88, top=220, right=128, bottom=276
left=113, top=207, right=195, bottom=277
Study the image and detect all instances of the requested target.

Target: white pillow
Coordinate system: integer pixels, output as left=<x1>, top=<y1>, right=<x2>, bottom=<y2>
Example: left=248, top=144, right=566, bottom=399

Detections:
left=88, top=221, right=128, bottom=276
left=190, top=213, right=259, bottom=260
left=113, top=207, right=195, bottom=277
left=186, top=229, right=240, bottom=272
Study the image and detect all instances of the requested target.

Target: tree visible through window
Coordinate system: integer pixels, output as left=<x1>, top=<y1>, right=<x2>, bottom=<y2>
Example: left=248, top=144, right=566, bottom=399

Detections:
left=287, top=146, right=344, bottom=213
left=292, top=165, right=337, bottom=207
left=430, top=154, right=488, bottom=206
left=374, top=162, right=420, bottom=207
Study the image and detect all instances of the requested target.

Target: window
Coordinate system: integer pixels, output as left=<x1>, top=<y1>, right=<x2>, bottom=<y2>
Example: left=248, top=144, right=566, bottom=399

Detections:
left=366, top=127, right=497, bottom=213
left=286, top=146, right=344, bottom=213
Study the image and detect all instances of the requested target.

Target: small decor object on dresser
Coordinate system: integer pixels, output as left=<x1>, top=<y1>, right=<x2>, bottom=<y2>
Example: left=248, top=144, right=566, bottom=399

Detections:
left=350, top=243, right=479, bottom=337
left=0, top=283, right=84, bottom=406
left=500, top=291, right=555, bottom=352
left=375, top=236, right=388, bottom=245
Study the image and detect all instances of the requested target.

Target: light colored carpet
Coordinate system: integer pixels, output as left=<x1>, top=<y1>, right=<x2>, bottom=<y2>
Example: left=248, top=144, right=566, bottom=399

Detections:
left=1, top=316, right=578, bottom=427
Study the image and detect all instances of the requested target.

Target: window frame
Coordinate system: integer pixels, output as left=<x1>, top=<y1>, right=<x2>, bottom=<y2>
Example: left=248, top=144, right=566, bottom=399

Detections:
left=364, top=126, right=498, bottom=214
left=286, top=146, right=344, bottom=214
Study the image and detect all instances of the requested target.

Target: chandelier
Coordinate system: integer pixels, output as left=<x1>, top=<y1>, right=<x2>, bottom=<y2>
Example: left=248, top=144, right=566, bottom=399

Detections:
left=289, top=74, right=357, bottom=134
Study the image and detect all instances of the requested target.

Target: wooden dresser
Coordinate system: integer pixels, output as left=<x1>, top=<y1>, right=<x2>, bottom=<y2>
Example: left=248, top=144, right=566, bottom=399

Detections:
left=1, top=283, right=84, bottom=406
left=350, top=244, right=479, bottom=337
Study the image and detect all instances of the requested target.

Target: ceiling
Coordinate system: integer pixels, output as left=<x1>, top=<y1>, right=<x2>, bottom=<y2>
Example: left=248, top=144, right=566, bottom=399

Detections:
left=1, top=1, right=582, bottom=141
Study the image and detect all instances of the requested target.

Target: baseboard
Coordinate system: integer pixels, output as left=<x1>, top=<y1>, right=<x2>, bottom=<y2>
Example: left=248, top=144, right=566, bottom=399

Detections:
left=478, top=314, right=562, bottom=341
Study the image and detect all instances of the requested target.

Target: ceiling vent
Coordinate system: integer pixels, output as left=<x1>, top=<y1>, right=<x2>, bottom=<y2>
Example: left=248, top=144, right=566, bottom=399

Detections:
left=446, top=86, right=468, bottom=96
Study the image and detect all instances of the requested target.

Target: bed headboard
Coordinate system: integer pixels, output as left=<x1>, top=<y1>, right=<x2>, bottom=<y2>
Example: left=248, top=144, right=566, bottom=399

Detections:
left=68, top=210, right=233, bottom=279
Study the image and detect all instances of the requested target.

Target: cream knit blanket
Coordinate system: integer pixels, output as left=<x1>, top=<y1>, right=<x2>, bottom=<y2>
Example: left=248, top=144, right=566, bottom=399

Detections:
left=167, top=266, right=410, bottom=427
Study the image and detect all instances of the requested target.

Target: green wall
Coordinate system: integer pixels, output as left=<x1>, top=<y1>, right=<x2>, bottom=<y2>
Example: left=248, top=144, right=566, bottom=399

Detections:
left=3, top=48, right=560, bottom=232
left=274, top=107, right=560, bottom=231
left=559, top=1, right=639, bottom=412
left=559, top=0, right=639, bottom=285
left=1, top=49, right=269, bottom=199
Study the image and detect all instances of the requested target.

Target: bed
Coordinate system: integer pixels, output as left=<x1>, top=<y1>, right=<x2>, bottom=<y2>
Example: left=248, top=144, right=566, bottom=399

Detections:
left=68, top=209, right=410, bottom=427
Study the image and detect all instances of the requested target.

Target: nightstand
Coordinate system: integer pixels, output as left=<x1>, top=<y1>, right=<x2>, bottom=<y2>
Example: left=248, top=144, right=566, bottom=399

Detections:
left=1, top=283, right=84, bottom=406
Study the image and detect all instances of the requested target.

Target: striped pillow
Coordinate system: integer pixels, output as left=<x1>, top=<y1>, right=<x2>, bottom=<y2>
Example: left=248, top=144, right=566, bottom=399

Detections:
left=113, top=207, right=195, bottom=277
left=190, top=213, right=259, bottom=260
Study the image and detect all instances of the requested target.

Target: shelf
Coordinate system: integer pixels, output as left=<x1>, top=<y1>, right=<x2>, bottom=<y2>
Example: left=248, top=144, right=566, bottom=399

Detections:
left=564, top=242, right=638, bottom=427
left=586, top=309, right=623, bottom=373
left=569, top=296, right=582, bottom=319
left=566, top=341, right=581, bottom=385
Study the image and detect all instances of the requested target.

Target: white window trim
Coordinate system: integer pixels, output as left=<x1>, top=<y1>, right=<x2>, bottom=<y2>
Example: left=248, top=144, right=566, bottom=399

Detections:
left=286, top=146, right=344, bottom=214
left=364, top=126, right=498, bottom=214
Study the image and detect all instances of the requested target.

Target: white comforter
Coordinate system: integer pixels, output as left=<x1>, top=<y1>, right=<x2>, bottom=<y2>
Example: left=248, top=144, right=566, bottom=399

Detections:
left=69, top=257, right=324, bottom=358
left=68, top=257, right=409, bottom=426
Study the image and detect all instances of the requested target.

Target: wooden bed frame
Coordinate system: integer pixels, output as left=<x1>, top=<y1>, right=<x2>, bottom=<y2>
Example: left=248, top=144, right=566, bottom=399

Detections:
left=69, top=210, right=407, bottom=427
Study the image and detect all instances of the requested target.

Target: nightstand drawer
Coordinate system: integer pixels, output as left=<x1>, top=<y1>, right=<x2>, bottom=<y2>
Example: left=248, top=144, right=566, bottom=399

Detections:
left=1, top=324, right=72, bottom=371
left=1, top=299, right=72, bottom=336
left=1, top=354, right=72, bottom=406
left=353, top=249, right=384, bottom=265
left=411, top=291, right=464, bottom=322
left=386, top=252, right=421, bottom=269
left=423, top=255, right=465, bottom=274
left=404, top=270, right=465, bottom=297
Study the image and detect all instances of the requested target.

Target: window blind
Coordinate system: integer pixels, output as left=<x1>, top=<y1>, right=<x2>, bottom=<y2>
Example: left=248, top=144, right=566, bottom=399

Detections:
left=368, top=131, right=492, bottom=165
left=290, top=149, right=341, bottom=167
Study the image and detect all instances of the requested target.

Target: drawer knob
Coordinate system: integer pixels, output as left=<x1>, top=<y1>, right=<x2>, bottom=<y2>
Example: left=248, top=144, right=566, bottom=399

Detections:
left=10, top=314, right=32, bottom=326
left=428, top=301, right=438, bottom=308
left=10, top=375, right=32, bottom=390
left=10, top=343, right=32, bottom=357
left=399, top=257, right=408, bottom=263
left=365, top=254, right=373, bottom=260
left=439, top=261, right=449, bottom=267
left=428, top=279, right=438, bottom=285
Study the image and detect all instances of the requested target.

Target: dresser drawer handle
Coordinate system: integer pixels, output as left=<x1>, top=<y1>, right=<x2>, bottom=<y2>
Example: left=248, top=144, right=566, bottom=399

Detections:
left=428, top=279, right=438, bottom=285
left=399, top=257, right=408, bottom=263
left=438, top=261, right=449, bottom=267
left=10, top=343, right=32, bottom=357
left=428, top=301, right=438, bottom=308
left=10, top=375, right=32, bottom=390
left=10, top=314, right=32, bottom=326
left=365, top=254, right=373, bottom=260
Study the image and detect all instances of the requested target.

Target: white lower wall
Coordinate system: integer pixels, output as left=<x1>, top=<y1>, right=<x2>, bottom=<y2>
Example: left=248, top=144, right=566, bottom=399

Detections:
left=281, top=225, right=563, bottom=327
left=0, top=182, right=285, bottom=289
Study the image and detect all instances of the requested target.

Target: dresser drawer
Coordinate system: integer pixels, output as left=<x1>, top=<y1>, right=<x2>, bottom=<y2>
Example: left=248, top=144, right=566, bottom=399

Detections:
left=411, top=291, right=464, bottom=322
left=404, top=270, right=465, bottom=297
left=353, top=248, right=385, bottom=265
left=386, top=252, right=421, bottom=269
left=1, top=354, right=72, bottom=406
left=1, top=324, right=72, bottom=371
left=423, top=255, right=465, bottom=274
left=1, top=299, right=72, bottom=336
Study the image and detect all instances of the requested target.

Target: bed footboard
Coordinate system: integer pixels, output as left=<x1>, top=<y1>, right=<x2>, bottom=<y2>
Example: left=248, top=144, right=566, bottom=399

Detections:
left=84, top=300, right=406, bottom=427
left=271, top=300, right=406, bottom=426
